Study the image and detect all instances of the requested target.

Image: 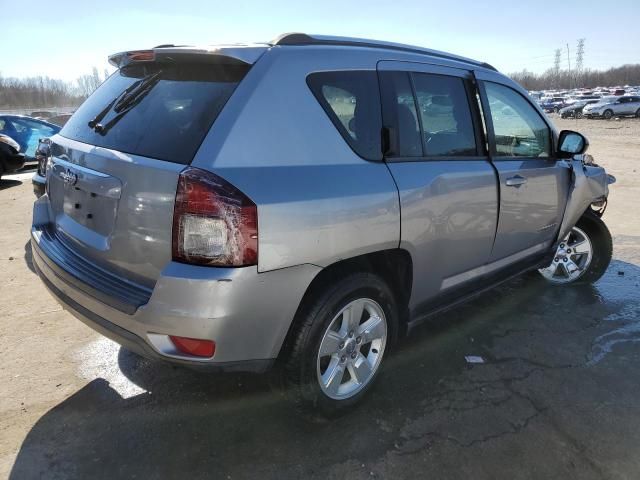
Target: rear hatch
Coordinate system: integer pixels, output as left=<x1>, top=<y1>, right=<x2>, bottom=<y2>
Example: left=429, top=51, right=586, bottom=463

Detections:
left=43, top=48, right=258, bottom=288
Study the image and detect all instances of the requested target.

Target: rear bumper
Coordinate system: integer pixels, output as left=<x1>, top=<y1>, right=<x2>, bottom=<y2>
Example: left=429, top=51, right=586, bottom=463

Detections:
left=32, top=195, right=320, bottom=371
left=33, top=257, right=273, bottom=373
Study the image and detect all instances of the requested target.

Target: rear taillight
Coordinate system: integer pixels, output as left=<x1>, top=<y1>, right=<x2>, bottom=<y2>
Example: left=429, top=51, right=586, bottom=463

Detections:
left=172, top=167, right=258, bottom=267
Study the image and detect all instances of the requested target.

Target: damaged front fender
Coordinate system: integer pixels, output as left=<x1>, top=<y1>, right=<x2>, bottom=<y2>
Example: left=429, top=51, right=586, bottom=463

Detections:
left=556, top=156, right=615, bottom=244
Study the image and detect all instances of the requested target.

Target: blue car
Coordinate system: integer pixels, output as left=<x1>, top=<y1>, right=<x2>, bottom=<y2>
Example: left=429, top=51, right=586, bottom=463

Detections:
left=539, top=97, right=567, bottom=113
left=0, top=115, right=61, bottom=160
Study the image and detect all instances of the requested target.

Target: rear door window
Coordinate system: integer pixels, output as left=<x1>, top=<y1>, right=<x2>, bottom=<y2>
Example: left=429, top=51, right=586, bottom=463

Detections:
left=378, top=71, right=423, bottom=157
left=411, top=73, right=477, bottom=156
left=60, top=62, right=249, bottom=164
left=307, top=71, right=382, bottom=160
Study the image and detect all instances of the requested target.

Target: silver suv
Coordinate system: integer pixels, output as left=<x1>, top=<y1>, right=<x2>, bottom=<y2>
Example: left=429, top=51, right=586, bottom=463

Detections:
left=583, top=95, right=640, bottom=119
left=32, top=34, right=613, bottom=414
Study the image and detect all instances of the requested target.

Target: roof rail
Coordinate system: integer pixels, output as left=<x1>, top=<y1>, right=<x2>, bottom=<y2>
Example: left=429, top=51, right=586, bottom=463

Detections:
left=270, top=33, right=496, bottom=71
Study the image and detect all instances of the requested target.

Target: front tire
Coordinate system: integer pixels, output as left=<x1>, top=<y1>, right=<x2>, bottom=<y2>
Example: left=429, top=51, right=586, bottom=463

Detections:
left=283, top=272, right=398, bottom=417
left=576, top=111, right=583, bottom=119
left=636, top=108, right=640, bottom=118
left=538, top=213, right=612, bottom=285
left=603, top=109, right=614, bottom=120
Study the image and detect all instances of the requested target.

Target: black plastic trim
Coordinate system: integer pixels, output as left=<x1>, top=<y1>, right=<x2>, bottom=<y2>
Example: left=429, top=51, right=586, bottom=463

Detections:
left=32, top=228, right=152, bottom=314
left=272, top=33, right=497, bottom=71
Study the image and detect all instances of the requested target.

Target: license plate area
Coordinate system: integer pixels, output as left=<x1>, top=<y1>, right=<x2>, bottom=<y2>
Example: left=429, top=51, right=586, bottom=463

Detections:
left=48, top=159, right=122, bottom=244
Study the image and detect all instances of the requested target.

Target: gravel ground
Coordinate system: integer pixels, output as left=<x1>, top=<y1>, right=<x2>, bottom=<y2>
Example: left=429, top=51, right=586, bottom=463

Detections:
left=1, top=117, right=639, bottom=479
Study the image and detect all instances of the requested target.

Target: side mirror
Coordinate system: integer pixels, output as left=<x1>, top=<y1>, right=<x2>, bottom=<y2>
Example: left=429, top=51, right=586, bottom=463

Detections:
left=557, top=130, right=588, bottom=158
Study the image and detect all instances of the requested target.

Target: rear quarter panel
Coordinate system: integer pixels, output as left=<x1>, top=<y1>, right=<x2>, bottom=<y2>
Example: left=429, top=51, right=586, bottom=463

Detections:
left=192, top=47, right=401, bottom=272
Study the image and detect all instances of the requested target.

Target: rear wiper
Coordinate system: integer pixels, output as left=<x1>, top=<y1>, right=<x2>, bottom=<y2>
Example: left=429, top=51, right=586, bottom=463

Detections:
left=112, top=71, right=161, bottom=114
left=87, top=76, right=146, bottom=130
left=87, top=71, right=161, bottom=134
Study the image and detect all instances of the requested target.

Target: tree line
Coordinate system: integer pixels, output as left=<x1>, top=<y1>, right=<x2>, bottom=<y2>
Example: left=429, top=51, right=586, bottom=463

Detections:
left=509, top=64, right=640, bottom=91
left=0, top=67, right=109, bottom=109
left=2, top=63, right=640, bottom=109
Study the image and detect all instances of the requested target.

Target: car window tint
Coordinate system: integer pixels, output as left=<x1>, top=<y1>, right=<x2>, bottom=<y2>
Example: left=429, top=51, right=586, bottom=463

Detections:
left=60, top=62, right=249, bottom=165
left=307, top=71, right=382, bottom=160
left=485, top=82, right=550, bottom=158
left=411, top=73, right=477, bottom=156
left=23, top=119, right=57, bottom=136
left=379, top=71, right=422, bottom=157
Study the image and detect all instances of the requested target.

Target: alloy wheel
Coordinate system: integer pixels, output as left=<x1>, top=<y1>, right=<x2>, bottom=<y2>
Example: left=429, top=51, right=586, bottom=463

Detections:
left=316, top=298, right=387, bottom=400
left=539, top=226, right=593, bottom=284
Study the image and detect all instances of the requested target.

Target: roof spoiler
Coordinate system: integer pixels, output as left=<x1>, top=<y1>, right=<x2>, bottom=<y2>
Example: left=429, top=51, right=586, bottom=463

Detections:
left=108, top=45, right=267, bottom=68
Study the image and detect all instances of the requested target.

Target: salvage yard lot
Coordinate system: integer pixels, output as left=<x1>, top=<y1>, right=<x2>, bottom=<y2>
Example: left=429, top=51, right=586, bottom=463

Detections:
left=1, top=118, right=640, bottom=479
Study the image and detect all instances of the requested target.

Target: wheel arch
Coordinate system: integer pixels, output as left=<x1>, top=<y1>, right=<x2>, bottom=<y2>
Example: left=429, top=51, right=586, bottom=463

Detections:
left=277, top=248, right=413, bottom=360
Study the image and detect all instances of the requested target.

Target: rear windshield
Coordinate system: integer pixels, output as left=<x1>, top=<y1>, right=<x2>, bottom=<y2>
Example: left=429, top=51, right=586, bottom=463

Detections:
left=60, top=62, right=249, bottom=164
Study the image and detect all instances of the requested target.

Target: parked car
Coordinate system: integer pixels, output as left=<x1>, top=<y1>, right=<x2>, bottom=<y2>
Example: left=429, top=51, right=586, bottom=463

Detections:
left=566, top=95, right=600, bottom=104
left=583, top=95, right=640, bottom=119
left=0, top=115, right=61, bottom=159
left=31, top=34, right=613, bottom=415
left=0, top=134, right=25, bottom=179
left=559, top=99, right=600, bottom=118
left=33, top=138, right=51, bottom=197
left=46, top=114, right=73, bottom=127
left=30, top=111, right=54, bottom=119
left=540, top=96, right=567, bottom=113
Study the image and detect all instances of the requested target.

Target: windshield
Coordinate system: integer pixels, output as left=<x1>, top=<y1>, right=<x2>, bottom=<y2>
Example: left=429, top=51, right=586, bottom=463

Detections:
left=60, top=62, right=249, bottom=164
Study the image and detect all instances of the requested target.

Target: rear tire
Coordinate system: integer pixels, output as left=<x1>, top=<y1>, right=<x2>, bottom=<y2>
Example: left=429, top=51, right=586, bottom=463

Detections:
left=576, top=111, right=583, bottom=119
left=282, top=272, right=398, bottom=417
left=636, top=108, right=640, bottom=118
left=603, top=109, right=614, bottom=120
left=538, top=213, right=612, bottom=285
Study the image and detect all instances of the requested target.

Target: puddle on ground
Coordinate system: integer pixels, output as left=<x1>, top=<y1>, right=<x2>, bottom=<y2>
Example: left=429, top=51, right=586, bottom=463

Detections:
left=588, top=260, right=640, bottom=365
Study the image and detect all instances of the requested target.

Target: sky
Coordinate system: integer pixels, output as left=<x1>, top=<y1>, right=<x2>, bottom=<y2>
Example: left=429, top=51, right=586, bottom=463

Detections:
left=2, top=0, right=639, bottom=82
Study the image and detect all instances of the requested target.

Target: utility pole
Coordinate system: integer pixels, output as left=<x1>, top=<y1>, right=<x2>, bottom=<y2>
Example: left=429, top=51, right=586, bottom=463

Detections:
left=576, top=38, right=585, bottom=87
left=566, top=43, right=571, bottom=90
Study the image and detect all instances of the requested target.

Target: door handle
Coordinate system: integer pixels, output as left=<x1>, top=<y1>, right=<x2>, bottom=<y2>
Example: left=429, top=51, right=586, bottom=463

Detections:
left=505, top=175, right=527, bottom=187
